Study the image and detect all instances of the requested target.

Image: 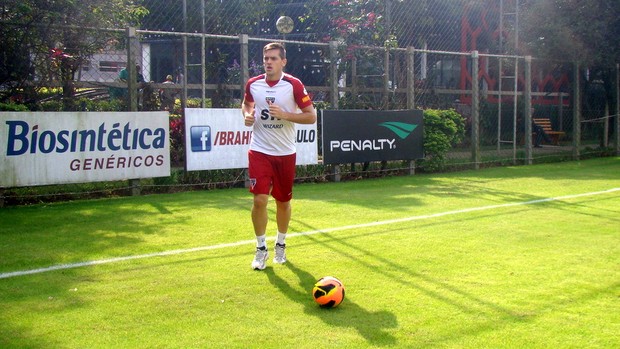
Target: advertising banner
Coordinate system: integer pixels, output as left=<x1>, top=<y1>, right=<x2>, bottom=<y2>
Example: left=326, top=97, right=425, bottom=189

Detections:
left=322, top=109, right=424, bottom=164
left=0, top=111, right=170, bottom=188
left=185, top=108, right=318, bottom=171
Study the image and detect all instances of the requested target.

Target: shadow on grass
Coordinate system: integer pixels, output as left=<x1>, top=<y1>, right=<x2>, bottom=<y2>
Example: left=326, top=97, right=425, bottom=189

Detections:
left=265, top=261, right=398, bottom=346
left=296, top=157, right=620, bottom=212
left=287, top=218, right=620, bottom=345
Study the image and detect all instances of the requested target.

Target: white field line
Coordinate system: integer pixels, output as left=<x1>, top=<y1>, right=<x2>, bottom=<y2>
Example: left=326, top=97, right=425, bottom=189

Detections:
left=1, top=187, right=618, bottom=280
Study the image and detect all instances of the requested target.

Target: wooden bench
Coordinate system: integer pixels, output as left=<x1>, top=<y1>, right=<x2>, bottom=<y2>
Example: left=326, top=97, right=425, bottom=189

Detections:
left=533, top=117, right=565, bottom=145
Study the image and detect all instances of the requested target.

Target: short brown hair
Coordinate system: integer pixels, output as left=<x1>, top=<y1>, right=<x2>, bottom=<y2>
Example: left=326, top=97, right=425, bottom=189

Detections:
left=263, top=42, right=286, bottom=59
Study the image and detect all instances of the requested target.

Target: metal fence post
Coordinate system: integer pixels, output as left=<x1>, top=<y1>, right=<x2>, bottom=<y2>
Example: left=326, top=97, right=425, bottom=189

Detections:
left=604, top=103, right=609, bottom=148
left=407, top=46, right=415, bottom=109
left=127, top=27, right=138, bottom=112
left=201, top=34, right=206, bottom=107
left=200, top=0, right=206, bottom=107
left=330, top=163, right=341, bottom=183
left=572, top=62, right=581, bottom=160
left=181, top=0, right=188, bottom=113
left=329, top=40, right=340, bottom=181
left=351, top=57, right=358, bottom=106
left=240, top=34, right=250, bottom=189
left=471, top=50, right=480, bottom=170
left=524, top=56, right=533, bottom=165
left=181, top=36, right=188, bottom=113
left=329, top=41, right=339, bottom=109
left=240, top=34, right=249, bottom=93
left=130, top=179, right=141, bottom=196
left=407, top=46, right=416, bottom=174
left=127, top=26, right=141, bottom=196
left=383, top=47, right=390, bottom=109
left=616, top=63, right=620, bottom=156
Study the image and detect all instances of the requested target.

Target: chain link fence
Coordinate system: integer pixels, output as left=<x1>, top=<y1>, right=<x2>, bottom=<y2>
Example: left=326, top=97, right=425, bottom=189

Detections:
left=1, top=0, right=618, bottom=204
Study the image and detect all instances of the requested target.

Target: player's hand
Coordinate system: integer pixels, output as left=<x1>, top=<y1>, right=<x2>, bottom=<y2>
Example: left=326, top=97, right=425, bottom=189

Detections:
left=268, top=102, right=285, bottom=120
left=244, top=112, right=255, bottom=126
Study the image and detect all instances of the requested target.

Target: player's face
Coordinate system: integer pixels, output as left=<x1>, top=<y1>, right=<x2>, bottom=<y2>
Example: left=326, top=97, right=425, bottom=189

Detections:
left=263, top=49, right=286, bottom=78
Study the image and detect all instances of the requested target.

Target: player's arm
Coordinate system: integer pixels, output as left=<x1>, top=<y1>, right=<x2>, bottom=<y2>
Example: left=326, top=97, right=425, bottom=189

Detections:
left=242, top=97, right=255, bottom=126
left=267, top=102, right=316, bottom=124
left=268, top=84, right=317, bottom=124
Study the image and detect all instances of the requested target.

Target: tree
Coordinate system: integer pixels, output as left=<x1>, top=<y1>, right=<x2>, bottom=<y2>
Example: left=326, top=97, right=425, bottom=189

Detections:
left=0, top=0, right=147, bottom=106
left=140, top=0, right=274, bottom=35
left=520, top=0, right=620, bottom=68
left=520, top=0, right=620, bottom=114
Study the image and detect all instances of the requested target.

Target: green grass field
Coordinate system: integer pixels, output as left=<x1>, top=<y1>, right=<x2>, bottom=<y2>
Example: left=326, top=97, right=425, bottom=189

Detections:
left=1, top=157, right=619, bottom=348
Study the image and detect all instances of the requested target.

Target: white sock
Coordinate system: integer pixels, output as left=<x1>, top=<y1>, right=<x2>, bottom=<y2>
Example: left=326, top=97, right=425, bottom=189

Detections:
left=276, top=231, right=286, bottom=245
left=256, top=234, right=266, bottom=249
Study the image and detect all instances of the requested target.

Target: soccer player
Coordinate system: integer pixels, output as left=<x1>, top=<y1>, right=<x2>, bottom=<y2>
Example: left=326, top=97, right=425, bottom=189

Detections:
left=241, top=42, right=317, bottom=270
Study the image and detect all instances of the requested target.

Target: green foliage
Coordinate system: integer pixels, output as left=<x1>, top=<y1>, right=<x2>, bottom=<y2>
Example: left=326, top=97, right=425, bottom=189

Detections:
left=0, top=102, right=29, bottom=111
left=521, top=0, right=620, bottom=68
left=38, top=100, right=63, bottom=111
left=419, top=108, right=466, bottom=172
left=301, top=0, right=385, bottom=45
left=313, top=101, right=330, bottom=111
left=186, top=98, right=211, bottom=108
left=84, top=98, right=126, bottom=112
left=168, top=115, right=185, bottom=166
left=1, top=0, right=148, bottom=97
left=478, top=100, right=521, bottom=146
left=36, top=97, right=125, bottom=112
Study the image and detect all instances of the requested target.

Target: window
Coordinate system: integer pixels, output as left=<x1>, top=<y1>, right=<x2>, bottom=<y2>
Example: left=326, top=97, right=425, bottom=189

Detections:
left=99, top=61, right=125, bottom=73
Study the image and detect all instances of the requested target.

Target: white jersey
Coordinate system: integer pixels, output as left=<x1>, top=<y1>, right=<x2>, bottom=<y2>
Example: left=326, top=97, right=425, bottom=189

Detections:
left=244, top=72, right=313, bottom=156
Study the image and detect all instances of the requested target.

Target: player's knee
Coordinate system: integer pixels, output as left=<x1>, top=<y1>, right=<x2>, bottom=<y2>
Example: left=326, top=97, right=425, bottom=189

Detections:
left=275, top=199, right=290, bottom=208
left=253, top=194, right=269, bottom=209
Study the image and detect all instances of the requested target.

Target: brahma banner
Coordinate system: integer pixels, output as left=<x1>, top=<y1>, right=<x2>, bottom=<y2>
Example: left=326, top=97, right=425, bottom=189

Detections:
left=185, top=108, right=318, bottom=171
left=0, top=111, right=170, bottom=188
left=321, top=109, right=424, bottom=164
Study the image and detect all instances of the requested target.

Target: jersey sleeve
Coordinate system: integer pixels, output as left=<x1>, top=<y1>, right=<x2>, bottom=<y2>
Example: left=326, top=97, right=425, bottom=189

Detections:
left=243, top=80, right=254, bottom=103
left=292, top=79, right=313, bottom=109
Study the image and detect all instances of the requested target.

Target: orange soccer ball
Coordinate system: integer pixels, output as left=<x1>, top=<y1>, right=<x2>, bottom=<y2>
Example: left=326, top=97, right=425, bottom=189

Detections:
left=312, top=276, right=345, bottom=308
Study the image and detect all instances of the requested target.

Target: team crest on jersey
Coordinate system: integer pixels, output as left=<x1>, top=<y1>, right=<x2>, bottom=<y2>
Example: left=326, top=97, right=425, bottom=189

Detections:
left=265, top=96, right=276, bottom=104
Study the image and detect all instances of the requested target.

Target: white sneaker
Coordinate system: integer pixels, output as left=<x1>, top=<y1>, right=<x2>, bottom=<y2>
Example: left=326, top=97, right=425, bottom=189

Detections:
left=273, top=243, right=287, bottom=264
left=251, top=248, right=268, bottom=270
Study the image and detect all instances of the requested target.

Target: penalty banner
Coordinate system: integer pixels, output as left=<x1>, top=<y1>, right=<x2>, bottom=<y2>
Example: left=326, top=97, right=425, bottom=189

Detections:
left=321, top=109, right=424, bottom=165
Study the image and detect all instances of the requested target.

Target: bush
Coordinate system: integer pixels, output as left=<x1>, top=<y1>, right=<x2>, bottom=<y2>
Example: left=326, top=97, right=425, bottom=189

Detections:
left=0, top=102, right=29, bottom=111
left=38, top=100, right=64, bottom=111
left=72, top=97, right=125, bottom=111
left=419, top=108, right=466, bottom=172
left=169, top=115, right=185, bottom=166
